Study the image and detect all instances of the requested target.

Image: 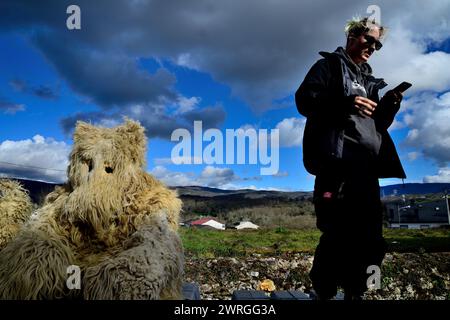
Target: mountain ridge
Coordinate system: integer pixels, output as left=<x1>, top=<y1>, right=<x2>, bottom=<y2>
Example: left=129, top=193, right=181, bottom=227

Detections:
left=2, top=177, right=450, bottom=202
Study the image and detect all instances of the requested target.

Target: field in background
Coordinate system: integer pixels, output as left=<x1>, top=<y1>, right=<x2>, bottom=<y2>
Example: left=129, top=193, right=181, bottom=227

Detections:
left=180, top=227, right=450, bottom=257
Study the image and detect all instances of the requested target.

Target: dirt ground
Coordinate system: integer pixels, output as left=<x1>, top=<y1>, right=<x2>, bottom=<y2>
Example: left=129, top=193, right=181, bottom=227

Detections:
left=184, top=252, right=450, bottom=300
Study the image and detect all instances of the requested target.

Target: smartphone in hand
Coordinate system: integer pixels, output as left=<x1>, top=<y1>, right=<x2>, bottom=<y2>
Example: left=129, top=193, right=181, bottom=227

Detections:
left=393, top=81, right=412, bottom=93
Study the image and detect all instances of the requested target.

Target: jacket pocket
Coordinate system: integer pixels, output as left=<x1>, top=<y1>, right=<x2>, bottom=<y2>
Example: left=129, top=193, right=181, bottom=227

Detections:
left=313, top=176, right=345, bottom=232
left=303, top=118, right=345, bottom=175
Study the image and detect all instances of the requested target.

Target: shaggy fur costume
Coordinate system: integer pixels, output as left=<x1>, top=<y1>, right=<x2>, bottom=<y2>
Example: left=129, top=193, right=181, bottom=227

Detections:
left=0, top=120, right=183, bottom=299
left=0, top=179, right=33, bottom=249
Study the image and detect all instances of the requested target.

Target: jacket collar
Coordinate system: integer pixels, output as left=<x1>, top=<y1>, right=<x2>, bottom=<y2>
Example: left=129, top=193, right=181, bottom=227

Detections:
left=319, top=47, right=387, bottom=89
left=320, top=47, right=372, bottom=74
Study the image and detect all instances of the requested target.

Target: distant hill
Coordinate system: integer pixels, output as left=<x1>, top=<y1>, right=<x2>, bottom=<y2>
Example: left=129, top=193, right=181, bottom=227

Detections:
left=174, top=185, right=311, bottom=199
left=380, top=183, right=450, bottom=197
left=174, top=185, right=246, bottom=197
left=176, top=184, right=450, bottom=199
left=4, top=178, right=450, bottom=203
left=3, top=178, right=60, bottom=204
left=5, top=178, right=449, bottom=228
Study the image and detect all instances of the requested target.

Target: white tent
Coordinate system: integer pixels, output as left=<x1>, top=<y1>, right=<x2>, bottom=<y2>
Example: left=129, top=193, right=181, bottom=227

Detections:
left=201, top=219, right=226, bottom=230
left=235, top=221, right=259, bottom=230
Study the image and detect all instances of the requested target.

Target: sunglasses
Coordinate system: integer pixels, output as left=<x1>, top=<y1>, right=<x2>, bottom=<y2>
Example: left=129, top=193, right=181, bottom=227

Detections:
left=363, top=34, right=383, bottom=51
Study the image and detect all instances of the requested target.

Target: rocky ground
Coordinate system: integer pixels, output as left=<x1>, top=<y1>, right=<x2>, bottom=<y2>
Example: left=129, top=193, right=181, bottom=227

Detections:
left=184, top=252, right=450, bottom=300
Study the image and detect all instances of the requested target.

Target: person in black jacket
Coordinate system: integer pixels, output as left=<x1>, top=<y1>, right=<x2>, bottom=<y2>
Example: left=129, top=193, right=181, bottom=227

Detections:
left=295, top=17, right=406, bottom=300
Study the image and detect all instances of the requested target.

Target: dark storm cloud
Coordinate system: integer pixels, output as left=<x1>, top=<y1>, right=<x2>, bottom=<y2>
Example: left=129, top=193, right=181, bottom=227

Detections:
left=10, top=79, right=58, bottom=100
left=138, top=104, right=226, bottom=139
left=182, top=105, right=226, bottom=128
left=60, top=111, right=116, bottom=135
left=32, top=31, right=177, bottom=108
left=0, top=0, right=391, bottom=111
left=2, top=0, right=448, bottom=112
left=60, top=110, right=177, bottom=141
left=1, top=1, right=178, bottom=109
left=33, top=85, right=58, bottom=99
left=9, top=79, right=27, bottom=92
left=0, top=99, right=25, bottom=114
left=60, top=104, right=226, bottom=140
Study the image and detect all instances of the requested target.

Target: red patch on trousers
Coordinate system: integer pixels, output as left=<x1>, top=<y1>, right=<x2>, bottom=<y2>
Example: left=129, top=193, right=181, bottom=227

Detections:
left=323, top=192, right=333, bottom=199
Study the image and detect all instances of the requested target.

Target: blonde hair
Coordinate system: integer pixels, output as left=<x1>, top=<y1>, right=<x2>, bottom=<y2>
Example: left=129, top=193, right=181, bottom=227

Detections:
left=345, top=16, right=387, bottom=39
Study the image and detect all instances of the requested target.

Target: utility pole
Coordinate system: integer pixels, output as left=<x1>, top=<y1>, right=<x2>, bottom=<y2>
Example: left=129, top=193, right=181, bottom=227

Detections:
left=445, top=189, right=450, bottom=226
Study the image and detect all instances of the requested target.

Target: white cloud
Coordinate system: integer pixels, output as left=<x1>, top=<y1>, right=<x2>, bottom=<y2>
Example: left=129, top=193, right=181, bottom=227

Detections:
left=273, top=170, right=289, bottom=177
left=423, top=167, right=450, bottom=183
left=154, top=156, right=203, bottom=165
left=175, top=96, right=201, bottom=114
left=401, top=91, right=450, bottom=166
left=372, top=27, right=450, bottom=95
left=0, top=135, right=70, bottom=183
left=237, top=118, right=304, bottom=150
left=225, top=184, right=289, bottom=191
left=149, top=165, right=268, bottom=188
left=275, top=117, right=305, bottom=147
left=176, top=53, right=199, bottom=70
left=388, top=118, right=406, bottom=131
left=149, top=165, right=198, bottom=187
left=198, top=166, right=238, bottom=187
left=407, top=152, right=420, bottom=161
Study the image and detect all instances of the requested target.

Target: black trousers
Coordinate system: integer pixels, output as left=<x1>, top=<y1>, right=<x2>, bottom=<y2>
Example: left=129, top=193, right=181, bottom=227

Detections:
left=309, top=147, right=387, bottom=298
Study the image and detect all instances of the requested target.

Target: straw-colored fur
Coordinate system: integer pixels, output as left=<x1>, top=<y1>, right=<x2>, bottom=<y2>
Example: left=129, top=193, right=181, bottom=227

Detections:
left=0, top=179, right=33, bottom=249
left=0, top=120, right=183, bottom=299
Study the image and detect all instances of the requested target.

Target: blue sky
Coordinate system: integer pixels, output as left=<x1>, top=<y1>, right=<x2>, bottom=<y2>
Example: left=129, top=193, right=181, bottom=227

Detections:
left=0, top=0, right=449, bottom=191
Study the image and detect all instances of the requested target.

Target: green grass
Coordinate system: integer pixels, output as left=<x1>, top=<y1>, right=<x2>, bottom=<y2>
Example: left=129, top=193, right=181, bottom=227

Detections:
left=180, top=227, right=450, bottom=257
left=383, top=228, right=450, bottom=253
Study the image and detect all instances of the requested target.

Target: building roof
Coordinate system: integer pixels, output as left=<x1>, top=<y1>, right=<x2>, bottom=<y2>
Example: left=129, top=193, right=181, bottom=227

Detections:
left=189, top=217, right=223, bottom=225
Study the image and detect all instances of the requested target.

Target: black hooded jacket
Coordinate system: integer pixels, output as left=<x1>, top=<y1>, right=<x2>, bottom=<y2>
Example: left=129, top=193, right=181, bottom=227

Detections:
left=295, top=47, right=406, bottom=179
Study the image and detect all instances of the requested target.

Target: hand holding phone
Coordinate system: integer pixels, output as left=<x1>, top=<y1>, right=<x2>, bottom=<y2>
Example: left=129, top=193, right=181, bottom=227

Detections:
left=393, top=81, right=412, bottom=93
left=380, top=82, right=411, bottom=107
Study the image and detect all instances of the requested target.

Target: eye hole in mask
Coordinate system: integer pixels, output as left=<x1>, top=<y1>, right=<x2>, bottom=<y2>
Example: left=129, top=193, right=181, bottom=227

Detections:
left=105, top=166, right=113, bottom=174
left=83, top=159, right=93, bottom=172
